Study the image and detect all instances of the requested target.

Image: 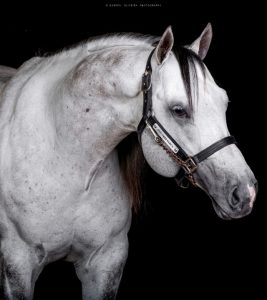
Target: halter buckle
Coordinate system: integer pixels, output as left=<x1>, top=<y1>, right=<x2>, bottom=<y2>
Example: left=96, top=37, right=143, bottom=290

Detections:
left=182, top=157, right=197, bottom=174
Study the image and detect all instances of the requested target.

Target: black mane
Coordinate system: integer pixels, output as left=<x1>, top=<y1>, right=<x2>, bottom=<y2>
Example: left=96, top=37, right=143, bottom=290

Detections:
left=174, top=46, right=206, bottom=113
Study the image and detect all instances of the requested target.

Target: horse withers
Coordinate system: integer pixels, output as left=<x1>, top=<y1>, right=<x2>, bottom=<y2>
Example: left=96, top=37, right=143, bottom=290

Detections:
left=0, top=24, right=257, bottom=299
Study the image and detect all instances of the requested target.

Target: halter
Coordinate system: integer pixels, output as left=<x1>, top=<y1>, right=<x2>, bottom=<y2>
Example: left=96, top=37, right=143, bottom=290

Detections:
left=137, top=48, right=236, bottom=187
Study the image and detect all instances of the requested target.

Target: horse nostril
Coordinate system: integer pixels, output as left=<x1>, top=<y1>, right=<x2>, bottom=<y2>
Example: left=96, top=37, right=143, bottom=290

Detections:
left=228, top=182, right=256, bottom=212
left=229, top=187, right=240, bottom=208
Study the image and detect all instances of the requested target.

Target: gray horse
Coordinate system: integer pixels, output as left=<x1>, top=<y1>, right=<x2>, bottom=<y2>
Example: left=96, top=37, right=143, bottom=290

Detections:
left=0, top=24, right=257, bottom=299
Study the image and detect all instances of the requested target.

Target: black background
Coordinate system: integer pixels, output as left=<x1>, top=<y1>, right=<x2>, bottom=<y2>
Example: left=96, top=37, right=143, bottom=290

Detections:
left=0, top=1, right=266, bottom=299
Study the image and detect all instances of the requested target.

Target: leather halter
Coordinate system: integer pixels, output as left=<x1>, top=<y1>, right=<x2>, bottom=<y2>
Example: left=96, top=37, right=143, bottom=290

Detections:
left=137, top=48, right=236, bottom=187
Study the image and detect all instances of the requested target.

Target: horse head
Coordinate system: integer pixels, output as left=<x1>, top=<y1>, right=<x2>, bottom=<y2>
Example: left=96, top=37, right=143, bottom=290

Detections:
left=139, top=24, right=257, bottom=219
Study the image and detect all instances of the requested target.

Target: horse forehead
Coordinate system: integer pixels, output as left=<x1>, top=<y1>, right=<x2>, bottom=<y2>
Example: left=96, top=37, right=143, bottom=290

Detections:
left=159, top=57, right=185, bottom=96
left=161, top=56, right=182, bottom=82
left=159, top=58, right=227, bottom=105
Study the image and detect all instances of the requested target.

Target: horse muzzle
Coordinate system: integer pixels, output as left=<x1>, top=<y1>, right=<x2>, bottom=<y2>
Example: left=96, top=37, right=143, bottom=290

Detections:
left=211, top=180, right=258, bottom=220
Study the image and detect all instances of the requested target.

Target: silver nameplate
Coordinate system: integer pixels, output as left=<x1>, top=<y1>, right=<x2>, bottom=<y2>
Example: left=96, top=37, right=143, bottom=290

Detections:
left=153, top=123, right=179, bottom=153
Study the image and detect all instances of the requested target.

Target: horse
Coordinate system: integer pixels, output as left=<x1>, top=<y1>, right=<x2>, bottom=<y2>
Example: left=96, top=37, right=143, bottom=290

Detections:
left=0, top=23, right=257, bottom=299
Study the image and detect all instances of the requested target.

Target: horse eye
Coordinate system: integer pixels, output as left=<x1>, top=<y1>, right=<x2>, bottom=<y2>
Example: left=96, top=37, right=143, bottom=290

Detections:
left=172, top=105, right=187, bottom=117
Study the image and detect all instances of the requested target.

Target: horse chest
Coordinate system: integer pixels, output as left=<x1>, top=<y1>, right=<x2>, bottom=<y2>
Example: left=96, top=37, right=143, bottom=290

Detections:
left=70, top=153, right=132, bottom=253
left=1, top=146, right=131, bottom=254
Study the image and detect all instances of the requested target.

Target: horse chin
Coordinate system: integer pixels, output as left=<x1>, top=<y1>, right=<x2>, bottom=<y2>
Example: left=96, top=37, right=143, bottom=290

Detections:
left=211, top=200, right=233, bottom=220
left=196, top=182, right=234, bottom=220
left=196, top=182, right=247, bottom=220
left=210, top=197, right=252, bottom=220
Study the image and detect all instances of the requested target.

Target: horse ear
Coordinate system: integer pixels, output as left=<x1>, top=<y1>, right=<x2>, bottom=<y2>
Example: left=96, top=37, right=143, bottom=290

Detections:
left=155, top=26, right=174, bottom=65
left=189, top=23, right=213, bottom=60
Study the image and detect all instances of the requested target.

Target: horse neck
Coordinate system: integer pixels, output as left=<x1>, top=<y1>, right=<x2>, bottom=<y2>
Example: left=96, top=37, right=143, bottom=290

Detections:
left=53, top=45, right=151, bottom=167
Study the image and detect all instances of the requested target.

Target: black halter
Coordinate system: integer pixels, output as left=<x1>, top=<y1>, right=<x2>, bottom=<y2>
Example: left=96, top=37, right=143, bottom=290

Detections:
left=137, top=48, right=236, bottom=187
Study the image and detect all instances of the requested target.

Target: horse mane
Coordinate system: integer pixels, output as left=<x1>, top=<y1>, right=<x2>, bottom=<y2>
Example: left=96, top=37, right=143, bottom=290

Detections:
left=117, top=133, right=145, bottom=214
left=117, top=43, right=206, bottom=213
left=85, top=33, right=159, bottom=51
left=40, top=33, right=159, bottom=57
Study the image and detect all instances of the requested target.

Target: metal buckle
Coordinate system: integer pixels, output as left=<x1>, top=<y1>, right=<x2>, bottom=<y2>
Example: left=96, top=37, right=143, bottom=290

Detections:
left=182, top=157, right=197, bottom=174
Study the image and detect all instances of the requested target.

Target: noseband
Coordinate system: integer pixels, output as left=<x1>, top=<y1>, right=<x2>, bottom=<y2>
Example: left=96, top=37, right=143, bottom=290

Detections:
left=137, top=48, right=236, bottom=187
